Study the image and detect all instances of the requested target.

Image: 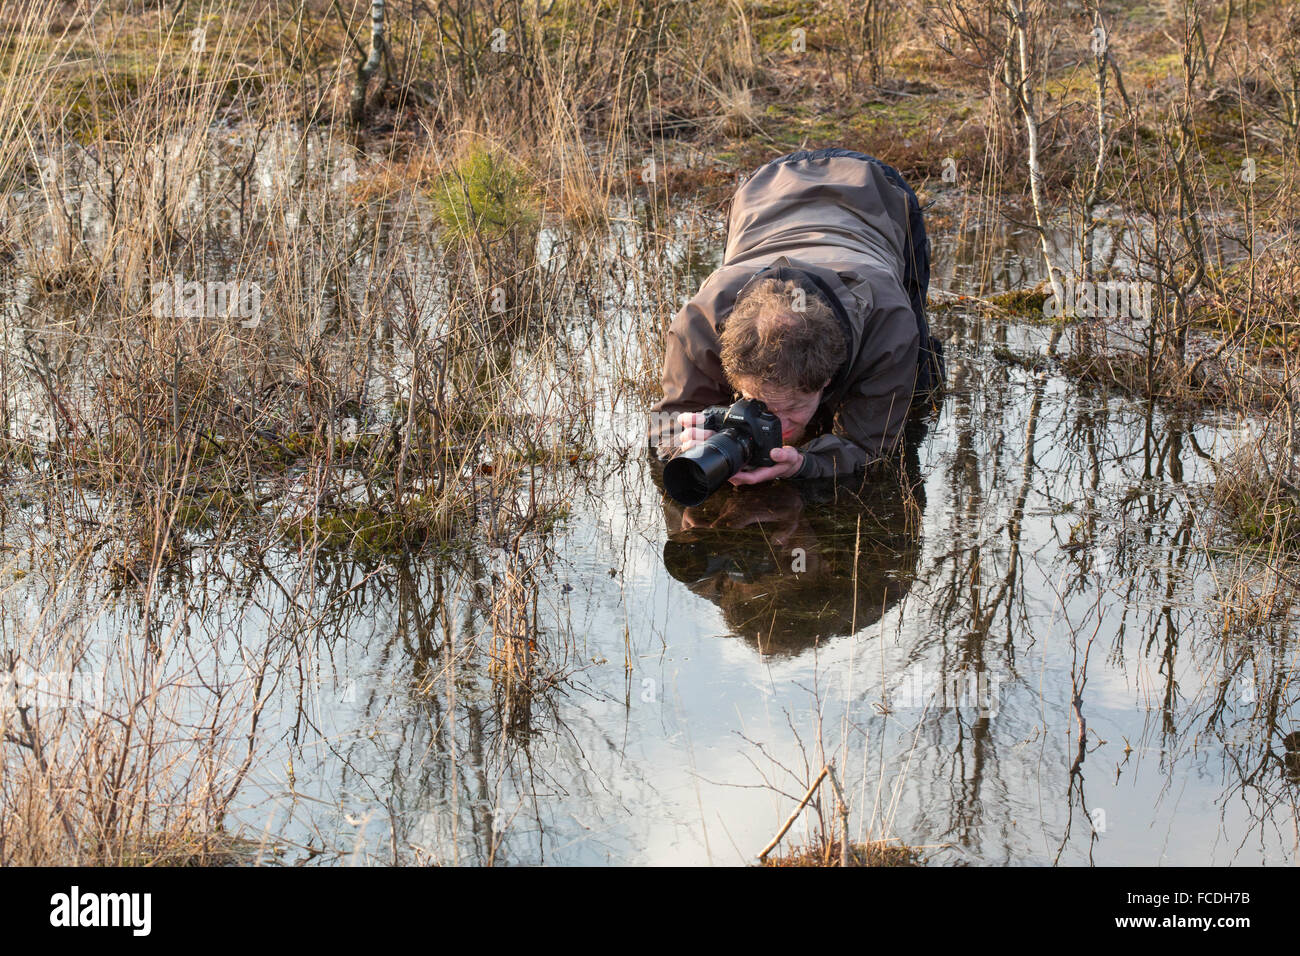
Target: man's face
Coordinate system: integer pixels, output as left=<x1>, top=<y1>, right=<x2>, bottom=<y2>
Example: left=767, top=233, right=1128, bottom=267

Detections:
left=737, top=380, right=825, bottom=445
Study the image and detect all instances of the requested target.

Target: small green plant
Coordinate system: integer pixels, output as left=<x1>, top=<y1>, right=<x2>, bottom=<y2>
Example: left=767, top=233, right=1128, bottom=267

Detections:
left=430, top=142, right=540, bottom=246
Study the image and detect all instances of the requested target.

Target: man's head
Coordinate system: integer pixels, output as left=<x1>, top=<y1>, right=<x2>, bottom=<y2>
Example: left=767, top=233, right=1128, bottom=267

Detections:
left=720, top=277, right=845, bottom=444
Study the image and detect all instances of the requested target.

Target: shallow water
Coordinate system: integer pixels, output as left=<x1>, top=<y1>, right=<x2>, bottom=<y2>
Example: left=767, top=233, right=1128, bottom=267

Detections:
left=3, top=148, right=1296, bottom=865
left=246, top=235, right=1293, bottom=865
left=212, top=314, right=1290, bottom=866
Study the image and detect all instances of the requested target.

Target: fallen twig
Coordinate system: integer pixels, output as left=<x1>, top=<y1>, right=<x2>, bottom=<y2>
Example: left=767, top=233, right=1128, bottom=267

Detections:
left=758, top=764, right=829, bottom=863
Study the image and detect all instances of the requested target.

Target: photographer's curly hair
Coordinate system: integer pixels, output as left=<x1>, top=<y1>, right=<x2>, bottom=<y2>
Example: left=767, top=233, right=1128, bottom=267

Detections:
left=720, top=277, right=845, bottom=394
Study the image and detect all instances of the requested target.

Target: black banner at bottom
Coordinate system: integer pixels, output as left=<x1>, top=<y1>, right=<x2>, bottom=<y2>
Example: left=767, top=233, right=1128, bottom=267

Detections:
left=0, top=865, right=1274, bottom=942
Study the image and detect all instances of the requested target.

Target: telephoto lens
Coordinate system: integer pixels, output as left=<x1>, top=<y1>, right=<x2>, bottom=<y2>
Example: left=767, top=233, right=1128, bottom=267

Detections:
left=662, top=399, right=782, bottom=506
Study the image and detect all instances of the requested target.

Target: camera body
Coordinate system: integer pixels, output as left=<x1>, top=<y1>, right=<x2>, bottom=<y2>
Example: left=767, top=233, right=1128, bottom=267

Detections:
left=697, top=399, right=782, bottom=469
left=663, top=398, right=784, bottom=506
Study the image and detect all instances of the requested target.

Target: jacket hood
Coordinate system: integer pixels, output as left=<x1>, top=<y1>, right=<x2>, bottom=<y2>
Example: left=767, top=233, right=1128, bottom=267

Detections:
left=723, top=153, right=911, bottom=276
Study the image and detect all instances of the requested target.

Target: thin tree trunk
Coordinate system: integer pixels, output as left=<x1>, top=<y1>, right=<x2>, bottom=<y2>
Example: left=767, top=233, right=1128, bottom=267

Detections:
left=349, top=1, right=387, bottom=126
left=1079, top=4, right=1110, bottom=356
left=1008, top=0, right=1064, bottom=301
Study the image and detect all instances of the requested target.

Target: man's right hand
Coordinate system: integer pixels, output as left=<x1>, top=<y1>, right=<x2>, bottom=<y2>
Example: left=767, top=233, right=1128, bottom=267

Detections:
left=677, top=411, right=716, bottom=452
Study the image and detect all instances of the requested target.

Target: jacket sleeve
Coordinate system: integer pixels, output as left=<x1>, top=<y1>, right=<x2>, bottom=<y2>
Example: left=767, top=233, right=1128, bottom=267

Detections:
left=794, top=300, right=919, bottom=479
left=647, top=278, right=740, bottom=459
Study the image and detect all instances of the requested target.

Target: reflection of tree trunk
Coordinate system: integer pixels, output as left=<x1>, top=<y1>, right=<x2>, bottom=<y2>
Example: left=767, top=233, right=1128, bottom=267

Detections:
left=1068, top=640, right=1093, bottom=778
left=976, top=345, right=1055, bottom=635
left=1155, top=510, right=1193, bottom=736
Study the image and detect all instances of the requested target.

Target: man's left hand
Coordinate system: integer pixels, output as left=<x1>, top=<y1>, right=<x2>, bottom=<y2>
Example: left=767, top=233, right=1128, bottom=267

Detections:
left=727, top=446, right=803, bottom=486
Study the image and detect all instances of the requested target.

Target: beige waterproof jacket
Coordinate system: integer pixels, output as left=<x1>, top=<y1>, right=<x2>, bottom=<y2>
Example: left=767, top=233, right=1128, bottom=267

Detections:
left=650, top=153, right=922, bottom=479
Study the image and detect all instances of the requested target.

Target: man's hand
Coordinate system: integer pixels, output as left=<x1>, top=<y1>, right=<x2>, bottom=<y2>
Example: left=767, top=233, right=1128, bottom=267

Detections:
left=728, top=446, right=803, bottom=486
left=677, top=411, right=716, bottom=451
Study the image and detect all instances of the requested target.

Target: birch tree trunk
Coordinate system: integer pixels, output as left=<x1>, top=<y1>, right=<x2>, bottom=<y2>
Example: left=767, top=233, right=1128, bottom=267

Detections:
left=1079, top=4, right=1110, bottom=356
left=1008, top=0, right=1065, bottom=304
left=349, top=1, right=386, bottom=126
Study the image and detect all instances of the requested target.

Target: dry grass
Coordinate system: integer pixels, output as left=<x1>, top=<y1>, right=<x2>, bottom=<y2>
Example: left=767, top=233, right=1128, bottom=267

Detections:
left=760, top=837, right=924, bottom=867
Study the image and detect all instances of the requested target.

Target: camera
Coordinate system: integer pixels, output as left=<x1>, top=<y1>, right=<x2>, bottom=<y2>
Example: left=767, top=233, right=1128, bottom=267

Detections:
left=663, top=398, right=783, bottom=506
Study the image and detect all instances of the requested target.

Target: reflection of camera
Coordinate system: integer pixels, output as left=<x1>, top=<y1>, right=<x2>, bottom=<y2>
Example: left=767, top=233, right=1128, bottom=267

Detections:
left=663, top=398, right=783, bottom=506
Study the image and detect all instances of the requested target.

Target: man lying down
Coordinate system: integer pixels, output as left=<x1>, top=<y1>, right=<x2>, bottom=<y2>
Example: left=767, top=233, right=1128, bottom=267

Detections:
left=648, top=147, right=945, bottom=506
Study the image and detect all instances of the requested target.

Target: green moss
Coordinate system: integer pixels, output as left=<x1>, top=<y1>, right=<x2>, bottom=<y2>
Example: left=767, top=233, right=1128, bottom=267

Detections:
left=167, top=487, right=259, bottom=532
left=750, top=0, right=818, bottom=49
left=280, top=494, right=469, bottom=556
left=171, top=502, right=213, bottom=530
left=282, top=507, right=410, bottom=555
left=1229, top=490, right=1300, bottom=544
left=988, top=287, right=1050, bottom=317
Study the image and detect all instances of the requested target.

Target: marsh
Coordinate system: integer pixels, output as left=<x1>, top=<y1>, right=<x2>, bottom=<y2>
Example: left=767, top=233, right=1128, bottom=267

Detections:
left=0, top=0, right=1297, bottom=868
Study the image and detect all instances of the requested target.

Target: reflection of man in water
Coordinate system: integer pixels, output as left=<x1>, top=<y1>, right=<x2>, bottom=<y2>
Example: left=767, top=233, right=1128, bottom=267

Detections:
left=655, top=432, right=926, bottom=656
